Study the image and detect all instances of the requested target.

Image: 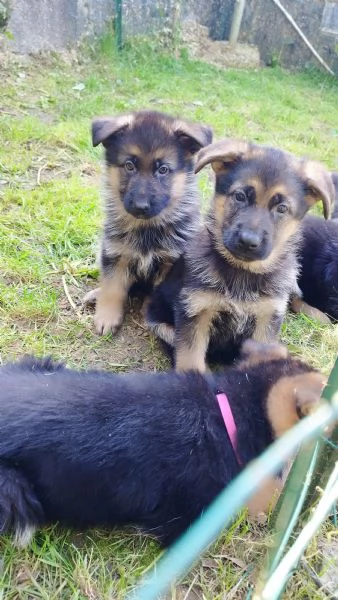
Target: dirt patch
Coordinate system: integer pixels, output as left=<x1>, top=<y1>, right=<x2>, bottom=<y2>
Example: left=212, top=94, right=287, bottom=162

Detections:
left=181, top=20, right=260, bottom=70
left=57, top=278, right=171, bottom=373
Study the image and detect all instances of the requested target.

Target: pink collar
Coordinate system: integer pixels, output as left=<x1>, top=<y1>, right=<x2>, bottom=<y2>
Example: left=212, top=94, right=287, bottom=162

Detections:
left=216, top=392, right=242, bottom=465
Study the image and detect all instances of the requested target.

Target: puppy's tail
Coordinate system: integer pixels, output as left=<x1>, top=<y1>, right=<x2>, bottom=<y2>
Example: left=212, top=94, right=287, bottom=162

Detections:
left=0, top=463, right=44, bottom=546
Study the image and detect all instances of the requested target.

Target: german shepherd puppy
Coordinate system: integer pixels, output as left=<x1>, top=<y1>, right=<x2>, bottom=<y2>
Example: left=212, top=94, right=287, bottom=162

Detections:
left=291, top=172, right=338, bottom=322
left=85, top=110, right=212, bottom=335
left=0, top=341, right=326, bottom=547
left=147, top=139, right=334, bottom=371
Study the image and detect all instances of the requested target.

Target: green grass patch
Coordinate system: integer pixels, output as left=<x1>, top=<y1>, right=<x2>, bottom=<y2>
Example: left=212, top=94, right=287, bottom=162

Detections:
left=0, top=36, right=337, bottom=599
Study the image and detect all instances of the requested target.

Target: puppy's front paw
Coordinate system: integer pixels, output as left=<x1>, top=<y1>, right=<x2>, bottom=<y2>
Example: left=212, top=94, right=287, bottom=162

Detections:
left=83, top=287, right=100, bottom=307
left=295, top=372, right=327, bottom=418
left=94, top=302, right=124, bottom=335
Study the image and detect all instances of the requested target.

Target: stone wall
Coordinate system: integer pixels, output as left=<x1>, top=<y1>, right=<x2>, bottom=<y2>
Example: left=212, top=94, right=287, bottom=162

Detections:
left=2, top=0, right=338, bottom=73
left=239, top=0, right=338, bottom=72
left=181, top=0, right=338, bottom=73
left=4, top=0, right=113, bottom=53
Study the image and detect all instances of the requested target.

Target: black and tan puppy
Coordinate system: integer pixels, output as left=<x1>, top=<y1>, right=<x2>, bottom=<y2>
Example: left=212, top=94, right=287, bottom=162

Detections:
left=147, top=139, right=334, bottom=371
left=291, top=171, right=338, bottom=322
left=85, top=110, right=212, bottom=335
left=0, top=341, right=326, bottom=547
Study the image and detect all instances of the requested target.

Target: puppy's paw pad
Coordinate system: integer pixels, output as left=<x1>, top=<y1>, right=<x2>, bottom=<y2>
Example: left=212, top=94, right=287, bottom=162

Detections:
left=295, top=373, right=326, bottom=418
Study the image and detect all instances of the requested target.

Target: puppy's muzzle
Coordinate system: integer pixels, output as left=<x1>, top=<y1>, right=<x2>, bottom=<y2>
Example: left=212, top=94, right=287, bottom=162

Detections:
left=128, top=198, right=151, bottom=218
left=224, top=226, right=271, bottom=261
left=125, top=193, right=152, bottom=219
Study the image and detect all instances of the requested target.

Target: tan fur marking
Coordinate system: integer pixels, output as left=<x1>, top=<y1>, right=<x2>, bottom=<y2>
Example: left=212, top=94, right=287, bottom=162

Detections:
left=183, top=291, right=286, bottom=336
left=290, top=297, right=331, bottom=324
left=183, top=290, right=224, bottom=316
left=251, top=297, right=287, bottom=343
left=247, top=477, right=283, bottom=517
left=239, top=340, right=289, bottom=368
left=107, top=165, right=123, bottom=198
left=234, top=181, right=291, bottom=209
left=123, top=144, right=143, bottom=158
left=232, top=177, right=264, bottom=199
left=175, top=309, right=214, bottom=372
left=170, top=172, right=188, bottom=209
left=267, top=372, right=326, bottom=438
left=94, top=256, right=132, bottom=335
left=152, top=147, right=178, bottom=163
left=212, top=193, right=225, bottom=228
left=151, top=323, right=175, bottom=346
left=263, top=184, right=290, bottom=204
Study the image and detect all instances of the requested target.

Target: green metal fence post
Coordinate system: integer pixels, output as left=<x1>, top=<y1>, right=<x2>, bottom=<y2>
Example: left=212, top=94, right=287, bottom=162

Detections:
left=115, top=0, right=122, bottom=50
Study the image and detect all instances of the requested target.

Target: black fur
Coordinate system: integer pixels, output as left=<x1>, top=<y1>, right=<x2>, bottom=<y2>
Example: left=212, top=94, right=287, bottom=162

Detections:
left=0, top=346, right=318, bottom=546
left=296, top=173, right=338, bottom=320
left=297, top=216, right=338, bottom=320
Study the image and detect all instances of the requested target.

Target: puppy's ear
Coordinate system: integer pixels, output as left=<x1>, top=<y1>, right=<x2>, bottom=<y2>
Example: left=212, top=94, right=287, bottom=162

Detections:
left=194, top=138, right=250, bottom=174
left=91, top=114, right=134, bottom=147
left=173, top=120, right=213, bottom=156
left=267, top=371, right=327, bottom=438
left=298, top=160, right=335, bottom=219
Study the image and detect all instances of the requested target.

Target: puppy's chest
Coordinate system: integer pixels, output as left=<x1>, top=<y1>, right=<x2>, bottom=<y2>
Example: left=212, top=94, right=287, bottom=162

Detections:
left=107, top=223, right=186, bottom=257
left=184, top=262, right=294, bottom=319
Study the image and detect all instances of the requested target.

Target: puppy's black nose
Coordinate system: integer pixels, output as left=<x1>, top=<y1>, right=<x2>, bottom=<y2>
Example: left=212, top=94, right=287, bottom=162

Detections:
left=130, top=200, right=151, bottom=218
left=238, top=230, right=261, bottom=250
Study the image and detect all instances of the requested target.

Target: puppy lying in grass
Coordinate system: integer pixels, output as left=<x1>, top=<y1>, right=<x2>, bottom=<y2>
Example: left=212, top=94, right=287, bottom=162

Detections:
left=0, top=341, right=326, bottom=547
left=291, top=172, right=338, bottom=322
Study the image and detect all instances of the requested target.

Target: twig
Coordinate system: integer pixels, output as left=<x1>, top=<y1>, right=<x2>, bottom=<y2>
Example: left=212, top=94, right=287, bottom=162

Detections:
left=61, top=274, right=81, bottom=317
left=131, top=316, right=147, bottom=330
left=36, top=163, right=48, bottom=185
left=183, top=573, right=199, bottom=600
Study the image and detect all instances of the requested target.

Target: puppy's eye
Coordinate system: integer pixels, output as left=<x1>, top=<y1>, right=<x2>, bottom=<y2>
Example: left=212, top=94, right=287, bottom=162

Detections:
left=157, top=165, right=170, bottom=175
left=234, top=190, right=246, bottom=202
left=125, top=160, right=136, bottom=173
left=276, top=204, right=288, bottom=214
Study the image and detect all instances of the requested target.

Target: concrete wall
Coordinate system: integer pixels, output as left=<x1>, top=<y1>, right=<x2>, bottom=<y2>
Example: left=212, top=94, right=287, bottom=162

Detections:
left=239, top=0, right=338, bottom=72
left=181, top=0, right=338, bottom=73
left=5, top=0, right=113, bottom=53
left=2, top=0, right=338, bottom=73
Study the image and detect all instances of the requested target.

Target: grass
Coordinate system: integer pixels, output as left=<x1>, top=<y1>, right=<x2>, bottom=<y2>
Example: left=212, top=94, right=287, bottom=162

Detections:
left=0, top=36, right=337, bottom=598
